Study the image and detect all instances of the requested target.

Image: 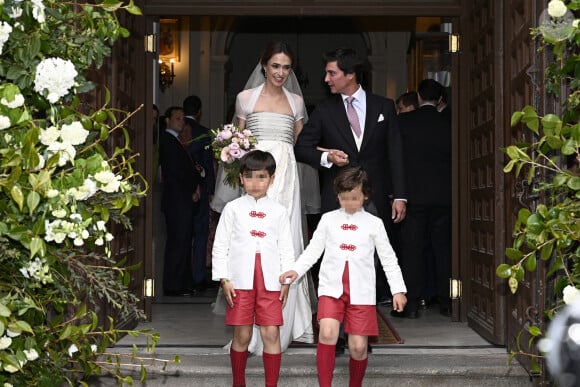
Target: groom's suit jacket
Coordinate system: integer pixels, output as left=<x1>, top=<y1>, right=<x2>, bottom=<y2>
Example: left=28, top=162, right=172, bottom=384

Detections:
left=295, top=91, right=405, bottom=225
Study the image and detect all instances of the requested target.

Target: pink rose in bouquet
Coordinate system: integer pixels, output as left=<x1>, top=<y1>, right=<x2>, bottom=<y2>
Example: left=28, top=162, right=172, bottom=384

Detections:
left=210, top=123, right=257, bottom=187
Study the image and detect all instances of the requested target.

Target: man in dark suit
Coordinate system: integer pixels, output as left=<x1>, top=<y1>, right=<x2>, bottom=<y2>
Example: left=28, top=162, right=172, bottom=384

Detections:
left=295, top=47, right=407, bottom=352
left=159, top=106, right=201, bottom=296
left=394, top=79, right=452, bottom=318
left=183, top=95, right=215, bottom=293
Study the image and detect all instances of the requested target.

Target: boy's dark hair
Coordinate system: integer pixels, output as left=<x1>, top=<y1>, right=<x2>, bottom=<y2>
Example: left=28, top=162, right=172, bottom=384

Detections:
left=333, top=166, right=372, bottom=197
left=240, top=150, right=276, bottom=176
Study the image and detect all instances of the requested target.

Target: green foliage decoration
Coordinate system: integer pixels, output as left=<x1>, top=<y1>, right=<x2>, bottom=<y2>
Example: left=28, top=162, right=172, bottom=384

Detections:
left=499, top=0, right=580, bottom=373
left=0, top=0, right=170, bottom=385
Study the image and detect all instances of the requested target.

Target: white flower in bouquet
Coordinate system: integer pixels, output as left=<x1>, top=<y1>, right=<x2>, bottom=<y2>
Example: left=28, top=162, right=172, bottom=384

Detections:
left=210, top=123, right=257, bottom=187
left=24, top=348, right=39, bottom=361
left=94, top=170, right=122, bottom=193
left=40, top=125, right=60, bottom=145
left=31, top=0, right=46, bottom=23
left=34, top=57, right=78, bottom=103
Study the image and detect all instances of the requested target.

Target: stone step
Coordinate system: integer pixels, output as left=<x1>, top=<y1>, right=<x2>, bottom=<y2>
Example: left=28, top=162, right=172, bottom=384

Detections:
left=90, top=347, right=532, bottom=386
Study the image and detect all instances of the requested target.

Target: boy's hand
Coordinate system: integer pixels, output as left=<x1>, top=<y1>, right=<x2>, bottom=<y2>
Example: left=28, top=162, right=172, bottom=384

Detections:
left=279, top=270, right=298, bottom=285
left=392, top=292, right=407, bottom=312
left=280, top=284, right=290, bottom=307
left=221, top=280, right=236, bottom=308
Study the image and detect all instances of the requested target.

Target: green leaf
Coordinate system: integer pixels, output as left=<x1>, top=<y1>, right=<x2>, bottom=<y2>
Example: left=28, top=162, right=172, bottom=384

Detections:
left=10, top=185, right=24, bottom=211
left=522, top=105, right=539, bottom=134
left=511, top=111, right=524, bottom=126
left=567, top=176, right=580, bottom=190
left=0, top=303, right=11, bottom=317
left=526, top=214, right=544, bottom=234
left=529, top=325, right=542, bottom=337
left=524, top=254, right=537, bottom=271
left=27, top=191, right=40, bottom=216
left=29, top=237, right=44, bottom=259
left=505, top=248, right=524, bottom=261
left=541, top=113, right=562, bottom=135
left=496, top=264, right=512, bottom=278
left=562, top=138, right=578, bottom=155
left=554, top=173, right=568, bottom=187
left=504, top=159, right=516, bottom=173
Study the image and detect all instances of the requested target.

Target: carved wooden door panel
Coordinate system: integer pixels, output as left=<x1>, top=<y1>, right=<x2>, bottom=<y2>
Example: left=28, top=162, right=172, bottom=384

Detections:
left=503, top=0, right=545, bottom=376
left=462, top=0, right=508, bottom=345
left=85, top=3, right=150, bottom=327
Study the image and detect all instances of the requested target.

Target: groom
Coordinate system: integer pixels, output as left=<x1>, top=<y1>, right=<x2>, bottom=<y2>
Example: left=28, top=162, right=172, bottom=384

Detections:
left=294, top=47, right=408, bottom=352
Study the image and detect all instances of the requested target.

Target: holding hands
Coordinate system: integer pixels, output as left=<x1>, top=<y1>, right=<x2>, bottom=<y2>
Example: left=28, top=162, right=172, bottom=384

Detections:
left=279, top=270, right=299, bottom=286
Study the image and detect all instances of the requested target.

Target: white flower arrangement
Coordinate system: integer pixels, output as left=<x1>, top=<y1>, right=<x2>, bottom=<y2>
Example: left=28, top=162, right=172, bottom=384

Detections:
left=34, top=57, right=78, bottom=103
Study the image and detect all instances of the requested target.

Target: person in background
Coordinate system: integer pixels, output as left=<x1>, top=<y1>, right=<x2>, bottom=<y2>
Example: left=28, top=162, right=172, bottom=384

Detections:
left=280, top=166, right=407, bottom=387
left=212, top=150, right=293, bottom=387
left=396, top=91, right=419, bottom=114
left=394, top=79, right=452, bottom=319
left=159, top=106, right=201, bottom=297
left=183, top=95, right=215, bottom=293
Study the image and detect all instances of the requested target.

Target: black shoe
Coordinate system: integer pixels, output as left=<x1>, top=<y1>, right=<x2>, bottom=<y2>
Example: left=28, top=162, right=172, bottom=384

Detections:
left=335, top=338, right=346, bottom=355
left=164, top=289, right=194, bottom=297
left=390, top=308, right=419, bottom=319
left=194, top=282, right=208, bottom=293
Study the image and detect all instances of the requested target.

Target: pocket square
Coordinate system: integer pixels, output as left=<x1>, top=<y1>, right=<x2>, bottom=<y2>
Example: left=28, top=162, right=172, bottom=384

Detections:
left=378, top=114, right=385, bottom=122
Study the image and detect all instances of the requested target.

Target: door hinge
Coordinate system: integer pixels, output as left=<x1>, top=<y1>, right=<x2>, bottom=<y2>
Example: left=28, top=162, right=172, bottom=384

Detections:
left=449, top=279, right=462, bottom=299
left=143, top=278, right=155, bottom=298
left=144, top=34, right=157, bottom=54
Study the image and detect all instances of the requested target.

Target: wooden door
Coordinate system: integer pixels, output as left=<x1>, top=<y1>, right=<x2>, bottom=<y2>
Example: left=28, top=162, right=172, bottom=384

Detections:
left=461, top=0, right=545, bottom=364
left=86, top=2, right=151, bottom=327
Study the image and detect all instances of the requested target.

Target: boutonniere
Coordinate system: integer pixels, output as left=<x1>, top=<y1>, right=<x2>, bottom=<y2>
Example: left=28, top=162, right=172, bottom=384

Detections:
left=378, top=114, right=385, bottom=122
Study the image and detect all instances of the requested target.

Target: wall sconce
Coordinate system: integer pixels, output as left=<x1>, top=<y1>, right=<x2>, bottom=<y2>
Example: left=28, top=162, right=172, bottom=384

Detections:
left=159, top=58, right=176, bottom=92
left=143, top=278, right=155, bottom=298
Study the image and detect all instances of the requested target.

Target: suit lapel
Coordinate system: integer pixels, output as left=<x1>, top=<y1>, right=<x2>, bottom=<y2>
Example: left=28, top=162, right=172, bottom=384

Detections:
left=361, top=94, right=380, bottom=152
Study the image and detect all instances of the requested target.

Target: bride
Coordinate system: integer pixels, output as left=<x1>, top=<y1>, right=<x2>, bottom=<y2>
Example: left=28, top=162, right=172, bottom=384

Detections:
left=212, top=41, right=315, bottom=355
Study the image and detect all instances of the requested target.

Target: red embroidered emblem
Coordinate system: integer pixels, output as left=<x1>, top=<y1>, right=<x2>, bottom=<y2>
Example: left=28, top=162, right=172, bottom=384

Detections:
left=341, top=224, right=358, bottom=231
left=339, top=243, right=356, bottom=251
left=250, top=230, right=266, bottom=238
left=249, top=211, right=266, bottom=218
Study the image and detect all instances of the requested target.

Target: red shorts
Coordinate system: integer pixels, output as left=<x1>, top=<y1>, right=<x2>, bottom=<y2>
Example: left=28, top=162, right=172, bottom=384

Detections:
left=317, top=262, right=378, bottom=336
left=225, top=253, right=283, bottom=327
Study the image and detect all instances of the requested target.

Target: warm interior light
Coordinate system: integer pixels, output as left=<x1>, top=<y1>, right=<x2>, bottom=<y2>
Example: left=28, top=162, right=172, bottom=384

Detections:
left=159, top=57, right=176, bottom=92
left=449, top=34, right=460, bottom=53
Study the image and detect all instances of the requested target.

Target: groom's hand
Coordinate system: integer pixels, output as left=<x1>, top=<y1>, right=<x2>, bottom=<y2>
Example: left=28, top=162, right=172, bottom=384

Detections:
left=392, top=200, right=406, bottom=223
left=328, top=149, right=349, bottom=166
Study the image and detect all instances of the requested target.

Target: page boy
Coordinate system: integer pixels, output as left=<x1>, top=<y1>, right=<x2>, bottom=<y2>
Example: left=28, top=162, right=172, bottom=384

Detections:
left=280, top=166, right=407, bottom=387
left=212, top=150, right=293, bottom=387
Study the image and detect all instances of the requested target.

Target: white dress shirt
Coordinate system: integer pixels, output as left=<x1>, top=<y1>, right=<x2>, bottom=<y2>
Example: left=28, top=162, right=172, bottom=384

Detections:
left=292, top=208, right=406, bottom=305
left=212, top=194, right=295, bottom=291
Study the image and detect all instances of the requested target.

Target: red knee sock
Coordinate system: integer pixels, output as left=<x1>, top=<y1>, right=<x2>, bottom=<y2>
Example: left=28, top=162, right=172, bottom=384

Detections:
left=263, top=352, right=282, bottom=387
left=316, top=342, right=336, bottom=387
left=349, top=356, right=368, bottom=387
left=230, top=347, right=248, bottom=387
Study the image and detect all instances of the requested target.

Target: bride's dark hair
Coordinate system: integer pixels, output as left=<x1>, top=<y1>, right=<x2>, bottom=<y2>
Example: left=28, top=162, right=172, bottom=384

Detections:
left=260, top=41, right=295, bottom=76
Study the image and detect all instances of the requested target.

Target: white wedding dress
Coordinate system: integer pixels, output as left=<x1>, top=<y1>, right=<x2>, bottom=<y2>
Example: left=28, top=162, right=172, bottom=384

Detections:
left=212, top=84, right=314, bottom=355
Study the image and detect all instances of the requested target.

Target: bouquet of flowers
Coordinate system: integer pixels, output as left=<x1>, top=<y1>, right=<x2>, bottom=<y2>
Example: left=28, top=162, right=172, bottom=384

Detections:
left=210, top=123, right=257, bottom=187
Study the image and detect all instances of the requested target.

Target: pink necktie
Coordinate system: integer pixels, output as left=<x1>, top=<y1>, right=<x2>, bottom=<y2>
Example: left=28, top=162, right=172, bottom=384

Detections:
left=346, top=96, right=362, bottom=138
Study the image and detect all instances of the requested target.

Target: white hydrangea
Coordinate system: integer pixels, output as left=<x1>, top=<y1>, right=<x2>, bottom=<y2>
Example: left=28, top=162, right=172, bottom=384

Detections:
left=40, top=126, right=60, bottom=146
left=23, top=348, right=39, bottom=361
left=60, top=121, right=89, bottom=145
left=46, top=189, right=59, bottom=198
left=68, top=344, right=78, bottom=357
left=548, top=0, right=568, bottom=18
left=1, top=93, right=24, bottom=108
left=0, top=336, right=12, bottom=350
left=3, top=364, right=18, bottom=373
left=94, top=170, right=122, bottom=193
left=34, top=57, right=77, bottom=103
left=563, top=285, right=580, bottom=305
left=5, top=382, right=14, bottom=387
left=8, top=6, right=22, bottom=19
left=19, top=257, right=53, bottom=284
left=6, top=329, right=20, bottom=337
left=47, top=140, right=76, bottom=166
left=51, top=208, right=66, bottom=218
left=0, top=21, right=12, bottom=55
left=31, top=0, right=45, bottom=23
left=0, top=115, right=11, bottom=130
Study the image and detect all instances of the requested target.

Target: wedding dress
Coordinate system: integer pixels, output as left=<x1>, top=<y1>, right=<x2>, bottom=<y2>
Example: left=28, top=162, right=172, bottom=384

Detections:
left=213, top=82, right=314, bottom=355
